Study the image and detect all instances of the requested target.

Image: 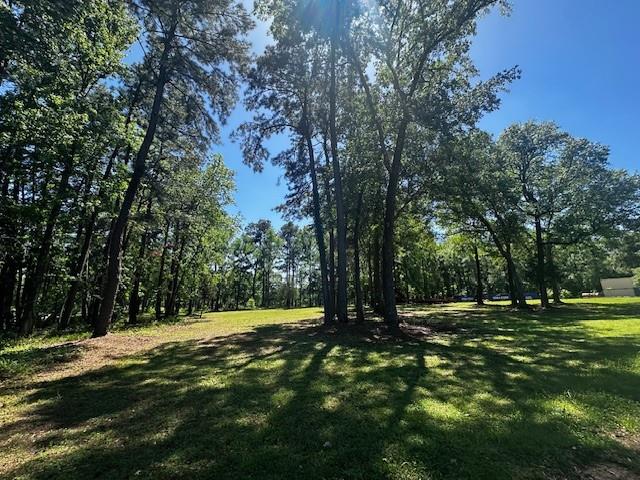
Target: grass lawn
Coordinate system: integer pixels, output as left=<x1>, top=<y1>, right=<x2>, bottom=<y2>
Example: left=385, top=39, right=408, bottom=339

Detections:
left=1, top=298, right=639, bottom=479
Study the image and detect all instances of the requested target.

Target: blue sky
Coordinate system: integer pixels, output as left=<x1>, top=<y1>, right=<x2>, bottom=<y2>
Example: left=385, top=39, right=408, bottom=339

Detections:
left=217, top=0, right=640, bottom=229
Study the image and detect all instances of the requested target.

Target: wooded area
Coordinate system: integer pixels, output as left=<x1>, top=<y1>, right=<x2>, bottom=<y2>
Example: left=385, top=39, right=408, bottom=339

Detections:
left=2, top=2, right=640, bottom=479
left=0, top=0, right=638, bottom=340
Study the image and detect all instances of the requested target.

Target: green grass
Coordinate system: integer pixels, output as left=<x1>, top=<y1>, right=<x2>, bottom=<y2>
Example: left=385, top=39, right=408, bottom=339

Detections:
left=1, top=299, right=639, bottom=479
left=0, top=308, right=324, bottom=379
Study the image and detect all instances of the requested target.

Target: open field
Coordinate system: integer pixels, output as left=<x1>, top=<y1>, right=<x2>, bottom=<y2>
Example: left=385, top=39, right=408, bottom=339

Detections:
left=1, top=298, right=639, bottom=479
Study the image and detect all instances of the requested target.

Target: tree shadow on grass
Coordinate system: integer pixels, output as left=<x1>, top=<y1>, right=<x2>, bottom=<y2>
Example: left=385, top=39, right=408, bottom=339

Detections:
left=0, top=341, right=86, bottom=382
left=2, top=305, right=640, bottom=480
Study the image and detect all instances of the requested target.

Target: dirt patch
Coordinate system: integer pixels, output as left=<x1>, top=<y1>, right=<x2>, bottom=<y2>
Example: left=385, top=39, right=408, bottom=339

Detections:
left=0, top=334, right=166, bottom=390
left=612, top=429, right=640, bottom=453
left=568, top=431, right=640, bottom=480
left=35, top=334, right=162, bottom=382
left=575, top=463, right=639, bottom=480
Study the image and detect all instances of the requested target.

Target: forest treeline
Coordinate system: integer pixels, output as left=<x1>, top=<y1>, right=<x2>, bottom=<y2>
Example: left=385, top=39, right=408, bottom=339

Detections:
left=1, top=0, right=638, bottom=337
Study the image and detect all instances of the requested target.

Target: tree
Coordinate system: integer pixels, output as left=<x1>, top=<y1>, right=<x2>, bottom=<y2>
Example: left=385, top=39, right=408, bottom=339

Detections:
left=499, top=121, right=640, bottom=305
left=236, top=5, right=334, bottom=323
left=344, top=0, right=519, bottom=325
left=499, top=122, right=568, bottom=308
left=0, top=0, right=136, bottom=334
left=94, top=0, right=252, bottom=336
left=436, top=131, right=530, bottom=308
left=280, top=221, right=299, bottom=308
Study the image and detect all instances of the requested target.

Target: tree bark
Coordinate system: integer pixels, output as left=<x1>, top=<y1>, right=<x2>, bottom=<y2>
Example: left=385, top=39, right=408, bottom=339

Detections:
left=58, top=213, right=95, bottom=330
left=60, top=77, right=143, bottom=330
left=129, top=197, right=153, bottom=324
left=93, top=22, right=176, bottom=337
left=382, top=119, right=409, bottom=327
left=251, top=266, right=257, bottom=301
left=303, top=110, right=333, bottom=324
left=505, top=260, right=517, bottom=307
left=128, top=229, right=149, bottom=324
left=0, top=258, right=17, bottom=331
left=329, top=15, right=348, bottom=324
left=328, top=227, right=336, bottom=315
left=285, top=252, right=291, bottom=308
left=0, top=178, right=19, bottom=331
left=166, top=234, right=186, bottom=317
left=367, top=238, right=374, bottom=307
left=155, top=221, right=169, bottom=319
left=547, top=244, right=563, bottom=304
left=373, top=227, right=383, bottom=314
left=534, top=215, right=550, bottom=308
left=474, top=243, right=484, bottom=306
left=505, top=249, right=527, bottom=308
left=354, top=191, right=365, bottom=324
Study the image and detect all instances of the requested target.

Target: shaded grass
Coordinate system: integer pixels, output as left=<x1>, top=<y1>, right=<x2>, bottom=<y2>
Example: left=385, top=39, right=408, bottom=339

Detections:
left=0, top=307, right=323, bottom=380
left=1, top=300, right=639, bottom=479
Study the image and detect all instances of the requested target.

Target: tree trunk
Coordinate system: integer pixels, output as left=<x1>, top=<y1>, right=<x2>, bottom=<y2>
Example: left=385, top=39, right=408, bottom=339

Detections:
left=534, top=215, right=549, bottom=308
left=547, top=244, right=563, bottom=304
left=479, top=215, right=527, bottom=309
left=422, top=259, right=430, bottom=301
left=129, top=197, right=153, bottom=324
left=0, top=259, right=17, bottom=331
left=165, top=251, right=176, bottom=316
left=286, top=255, right=291, bottom=308
left=329, top=18, right=348, bottom=324
left=58, top=213, right=95, bottom=330
left=60, top=78, right=142, bottom=330
left=265, top=270, right=270, bottom=307
left=155, top=221, right=169, bottom=319
left=505, top=249, right=527, bottom=309
left=166, top=235, right=185, bottom=317
left=404, top=262, right=410, bottom=303
left=328, top=227, right=336, bottom=315
left=81, top=282, right=88, bottom=324
left=58, top=170, right=110, bottom=330
left=261, top=269, right=266, bottom=307
left=382, top=120, right=409, bottom=327
left=354, top=191, right=365, bottom=324
left=303, top=115, right=332, bottom=324
left=321, top=140, right=337, bottom=317
left=506, top=260, right=517, bottom=307
left=19, top=154, right=74, bottom=335
left=95, top=164, right=142, bottom=335
left=0, top=179, right=19, bottom=331
left=14, top=264, right=23, bottom=322
left=367, top=238, right=374, bottom=307
left=373, top=228, right=383, bottom=314
left=128, top=229, right=149, bottom=324
left=474, top=243, right=484, bottom=306
left=93, top=24, right=175, bottom=337
left=291, top=259, right=296, bottom=307
left=251, top=266, right=257, bottom=301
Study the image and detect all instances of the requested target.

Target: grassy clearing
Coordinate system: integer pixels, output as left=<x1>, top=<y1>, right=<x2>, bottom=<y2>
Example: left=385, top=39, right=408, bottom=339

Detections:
left=1, top=299, right=639, bottom=479
left=0, top=308, right=324, bottom=379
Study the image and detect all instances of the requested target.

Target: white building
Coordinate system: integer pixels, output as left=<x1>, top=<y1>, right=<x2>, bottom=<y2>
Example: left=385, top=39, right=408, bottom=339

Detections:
left=600, top=277, right=636, bottom=297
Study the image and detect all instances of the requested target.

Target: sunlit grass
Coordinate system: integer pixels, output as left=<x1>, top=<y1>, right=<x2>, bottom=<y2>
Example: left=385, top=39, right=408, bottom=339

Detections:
left=0, top=307, right=323, bottom=379
left=1, top=300, right=639, bottom=479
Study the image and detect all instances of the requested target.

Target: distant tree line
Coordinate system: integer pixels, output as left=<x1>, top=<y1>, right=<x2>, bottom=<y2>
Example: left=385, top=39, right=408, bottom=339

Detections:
left=1, top=0, right=638, bottom=337
left=215, top=220, right=321, bottom=311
